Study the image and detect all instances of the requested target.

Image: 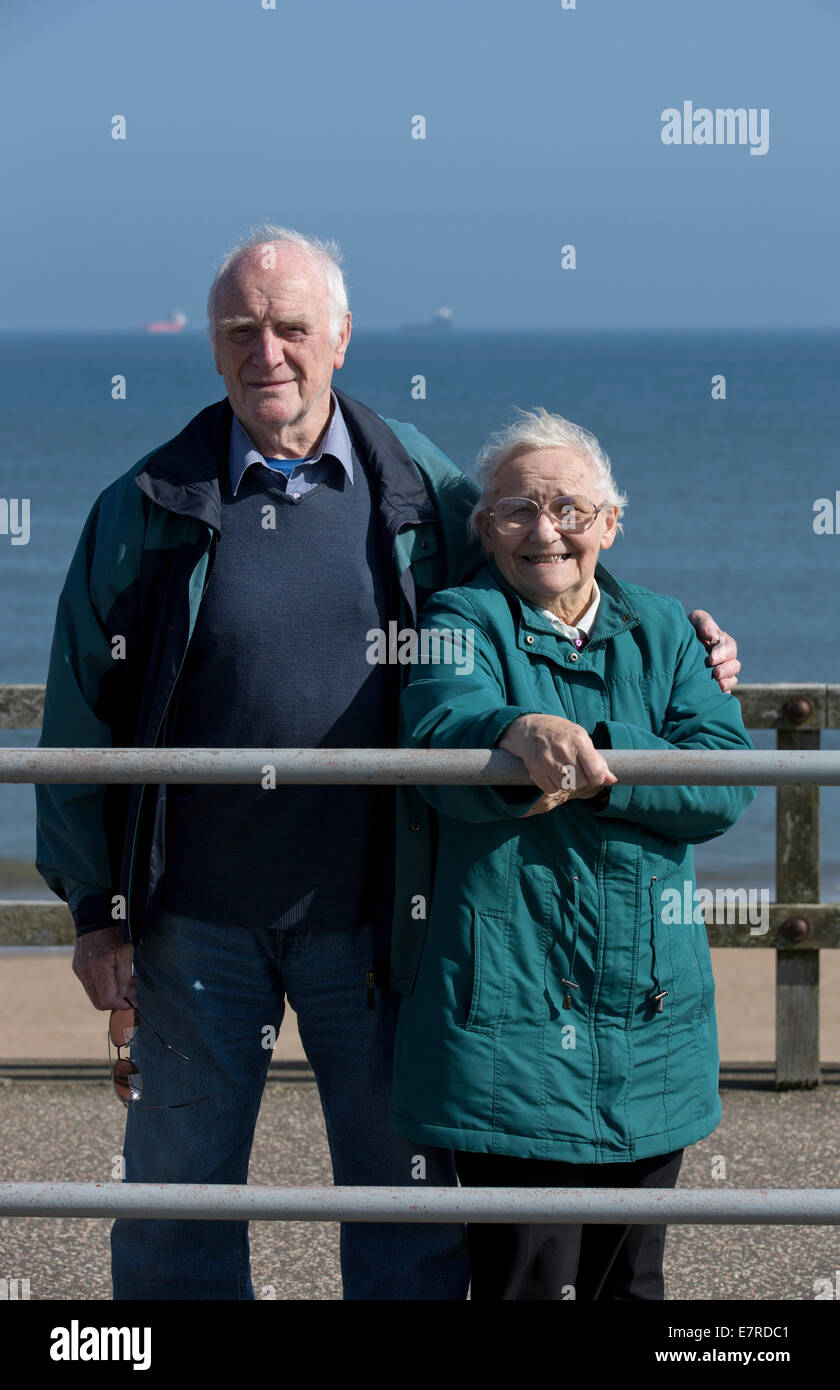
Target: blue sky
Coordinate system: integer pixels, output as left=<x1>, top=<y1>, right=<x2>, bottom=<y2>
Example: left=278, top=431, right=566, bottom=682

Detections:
left=1, top=0, right=837, bottom=329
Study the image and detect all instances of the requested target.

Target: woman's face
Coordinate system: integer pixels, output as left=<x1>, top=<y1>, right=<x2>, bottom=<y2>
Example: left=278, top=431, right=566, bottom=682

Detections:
left=478, top=448, right=618, bottom=623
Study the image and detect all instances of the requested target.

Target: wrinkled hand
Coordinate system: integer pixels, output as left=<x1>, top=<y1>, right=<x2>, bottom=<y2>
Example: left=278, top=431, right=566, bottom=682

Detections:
left=688, top=610, right=740, bottom=693
left=72, top=924, right=136, bottom=1012
left=499, top=713, right=617, bottom=816
left=520, top=788, right=582, bottom=818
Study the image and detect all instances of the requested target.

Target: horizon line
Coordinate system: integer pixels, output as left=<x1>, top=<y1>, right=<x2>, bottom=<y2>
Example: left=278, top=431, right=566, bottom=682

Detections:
left=0, top=324, right=838, bottom=336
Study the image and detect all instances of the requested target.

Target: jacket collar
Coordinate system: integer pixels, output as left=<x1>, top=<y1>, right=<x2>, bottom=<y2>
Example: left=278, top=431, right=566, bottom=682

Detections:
left=485, top=557, right=640, bottom=657
left=134, top=397, right=231, bottom=531
left=333, top=388, right=437, bottom=535
left=134, top=390, right=437, bottom=539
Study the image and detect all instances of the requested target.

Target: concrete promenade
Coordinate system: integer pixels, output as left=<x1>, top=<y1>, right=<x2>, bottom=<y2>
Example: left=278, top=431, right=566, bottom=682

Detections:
left=1, top=1070, right=839, bottom=1301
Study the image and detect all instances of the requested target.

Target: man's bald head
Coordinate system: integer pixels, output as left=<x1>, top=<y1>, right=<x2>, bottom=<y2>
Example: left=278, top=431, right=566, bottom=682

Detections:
left=207, top=224, right=349, bottom=344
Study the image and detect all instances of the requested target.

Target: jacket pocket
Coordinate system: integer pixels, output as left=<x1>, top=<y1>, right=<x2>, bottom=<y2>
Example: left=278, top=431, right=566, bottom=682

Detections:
left=653, top=871, right=708, bottom=1022
left=686, top=900, right=713, bottom=1022
left=464, top=907, right=508, bottom=1032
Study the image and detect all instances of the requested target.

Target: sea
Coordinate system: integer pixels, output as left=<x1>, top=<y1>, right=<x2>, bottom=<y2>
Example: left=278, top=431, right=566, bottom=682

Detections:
left=1, top=329, right=838, bottom=906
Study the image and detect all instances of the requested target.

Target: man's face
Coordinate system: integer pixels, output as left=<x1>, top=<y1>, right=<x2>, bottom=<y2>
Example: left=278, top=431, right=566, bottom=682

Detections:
left=211, top=243, right=351, bottom=451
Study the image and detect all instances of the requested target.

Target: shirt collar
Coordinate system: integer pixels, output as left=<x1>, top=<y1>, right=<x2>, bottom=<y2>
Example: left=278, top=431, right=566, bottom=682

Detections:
left=537, top=580, right=601, bottom=643
left=229, top=390, right=354, bottom=495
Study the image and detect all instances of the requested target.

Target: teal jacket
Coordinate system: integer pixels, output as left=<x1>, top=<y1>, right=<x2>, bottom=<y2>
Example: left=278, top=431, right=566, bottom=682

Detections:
left=391, top=559, right=756, bottom=1163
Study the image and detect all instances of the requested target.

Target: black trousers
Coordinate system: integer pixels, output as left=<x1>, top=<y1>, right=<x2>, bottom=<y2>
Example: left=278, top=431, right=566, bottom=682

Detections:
left=454, top=1147, right=684, bottom=1301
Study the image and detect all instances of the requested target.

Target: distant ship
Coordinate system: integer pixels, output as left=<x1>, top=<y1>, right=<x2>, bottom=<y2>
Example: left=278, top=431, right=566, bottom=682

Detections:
left=145, top=310, right=187, bottom=334
left=401, top=306, right=455, bottom=332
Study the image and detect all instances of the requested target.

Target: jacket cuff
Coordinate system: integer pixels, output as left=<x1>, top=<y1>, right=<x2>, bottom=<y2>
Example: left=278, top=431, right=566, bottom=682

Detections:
left=491, top=710, right=545, bottom=810
left=72, top=893, right=113, bottom=938
left=591, top=721, right=611, bottom=749
left=589, top=720, right=636, bottom=816
left=587, top=722, right=613, bottom=811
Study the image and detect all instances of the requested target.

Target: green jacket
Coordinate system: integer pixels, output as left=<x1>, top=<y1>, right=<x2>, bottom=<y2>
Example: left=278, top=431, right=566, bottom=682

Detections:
left=390, top=559, right=756, bottom=1163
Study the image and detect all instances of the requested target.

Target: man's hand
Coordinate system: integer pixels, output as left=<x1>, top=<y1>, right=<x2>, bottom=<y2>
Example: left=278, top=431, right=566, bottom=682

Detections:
left=688, top=610, right=740, bottom=693
left=499, top=713, right=618, bottom=817
left=72, top=924, right=136, bottom=1012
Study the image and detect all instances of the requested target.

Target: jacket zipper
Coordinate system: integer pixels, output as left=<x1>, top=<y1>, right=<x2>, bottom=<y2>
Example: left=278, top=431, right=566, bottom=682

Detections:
left=648, top=876, right=668, bottom=1014
left=125, top=529, right=216, bottom=936
left=561, top=875, right=581, bottom=1009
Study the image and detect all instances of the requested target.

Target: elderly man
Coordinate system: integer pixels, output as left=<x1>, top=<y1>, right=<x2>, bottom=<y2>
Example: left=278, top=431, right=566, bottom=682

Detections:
left=35, top=224, right=740, bottom=1301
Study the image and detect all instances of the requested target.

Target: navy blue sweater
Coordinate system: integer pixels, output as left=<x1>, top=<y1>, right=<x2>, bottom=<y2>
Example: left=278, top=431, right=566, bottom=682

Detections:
left=160, top=458, right=390, bottom=930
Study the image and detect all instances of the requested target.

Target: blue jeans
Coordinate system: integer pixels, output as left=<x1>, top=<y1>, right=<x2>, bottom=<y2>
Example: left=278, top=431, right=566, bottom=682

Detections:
left=111, top=911, right=469, bottom=1300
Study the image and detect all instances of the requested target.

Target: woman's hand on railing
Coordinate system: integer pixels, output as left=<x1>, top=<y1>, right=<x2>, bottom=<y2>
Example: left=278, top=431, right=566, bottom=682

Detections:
left=498, top=713, right=618, bottom=816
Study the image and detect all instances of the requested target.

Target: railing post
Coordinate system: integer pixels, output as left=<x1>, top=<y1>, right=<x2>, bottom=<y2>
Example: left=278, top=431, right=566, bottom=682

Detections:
left=776, top=706, right=821, bottom=1088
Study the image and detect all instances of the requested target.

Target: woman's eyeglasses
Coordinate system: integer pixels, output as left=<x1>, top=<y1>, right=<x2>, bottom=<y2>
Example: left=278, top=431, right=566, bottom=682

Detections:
left=108, top=1005, right=210, bottom=1109
left=487, top=495, right=605, bottom=536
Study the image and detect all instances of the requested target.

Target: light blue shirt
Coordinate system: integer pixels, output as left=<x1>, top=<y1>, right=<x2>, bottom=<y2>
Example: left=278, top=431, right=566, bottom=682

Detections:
left=229, top=390, right=355, bottom=498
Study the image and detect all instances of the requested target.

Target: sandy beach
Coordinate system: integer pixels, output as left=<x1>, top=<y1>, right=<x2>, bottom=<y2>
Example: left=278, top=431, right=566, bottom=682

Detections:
left=2, top=947, right=839, bottom=1065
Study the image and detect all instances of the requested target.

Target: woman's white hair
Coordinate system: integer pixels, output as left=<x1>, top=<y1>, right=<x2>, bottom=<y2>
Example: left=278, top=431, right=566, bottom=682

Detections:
left=468, top=407, right=628, bottom=540
left=206, top=223, right=349, bottom=343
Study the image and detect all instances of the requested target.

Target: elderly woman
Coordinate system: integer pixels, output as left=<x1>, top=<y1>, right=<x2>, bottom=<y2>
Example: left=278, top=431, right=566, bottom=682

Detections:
left=392, top=409, right=756, bottom=1302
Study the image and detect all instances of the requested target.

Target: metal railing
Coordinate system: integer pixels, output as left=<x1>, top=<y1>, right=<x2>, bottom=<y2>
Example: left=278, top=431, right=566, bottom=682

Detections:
left=1, top=681, right=839, bottom=1238
left=2, top=1181, right=839, bottom=1224
left=1, top=681, right=838, bottom=1093
left=0, top=746, right=838, bottom=784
